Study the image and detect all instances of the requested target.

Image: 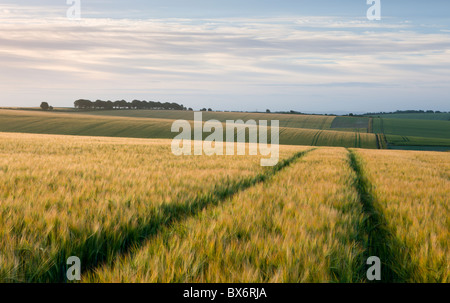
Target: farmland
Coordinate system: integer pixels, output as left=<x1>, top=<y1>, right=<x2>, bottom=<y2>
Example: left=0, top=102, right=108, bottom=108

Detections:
left=0, top=109, right=335, bottom=130
left=357, top=149, right=449, bottom=282
left=78, top=109, right=336, bottom=130
left=87, top=148, right=366, bottom=283
left=373, top=118, right=450, bottom=139
left=376, top=113, right=450, bottom=121
left=0, top=132, right=448, bottom=283
left=385, top=135, right=450, bottom=148
left=0, top=132, right=303, bottom=282
left=4, top=108, right=450, bottom=151
left=373, top=117, right=450, bottom=150
left=0, top=109, right=377, bottom=149
left=330, top=116, right=370, bottom=133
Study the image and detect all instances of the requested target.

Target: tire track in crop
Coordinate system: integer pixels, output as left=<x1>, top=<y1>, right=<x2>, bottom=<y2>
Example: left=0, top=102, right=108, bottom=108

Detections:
left=347, top=149, right=416, bottom=282
left=311, top=130, right=322, bottom=146
left=45, top=149, right=315, bottom=282
left=375, top=134, right=381, bottom=149
left=375, top=133, right=387, bottom=149
left=354, top=133, right=363, bottom=148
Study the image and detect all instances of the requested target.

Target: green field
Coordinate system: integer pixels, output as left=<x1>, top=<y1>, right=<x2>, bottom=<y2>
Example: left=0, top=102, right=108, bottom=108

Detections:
left=376, top=113, right=450, bottom=121
left=76, top=109, right=336, bottom=130
left=330, top=116, right=370, bottom=132
left=2, top=109, right=449, bottom=151
left=386, top=135, right=450, bottom=147
left=373, top=117, right=450, bottom=149
left=373, top=118, right=450, bottom=139
left=0, top=110, right=377, bottom=149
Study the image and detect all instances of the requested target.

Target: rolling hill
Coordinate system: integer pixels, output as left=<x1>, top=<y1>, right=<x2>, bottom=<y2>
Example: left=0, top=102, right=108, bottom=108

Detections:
left=0, top=109, right=378, bottom=149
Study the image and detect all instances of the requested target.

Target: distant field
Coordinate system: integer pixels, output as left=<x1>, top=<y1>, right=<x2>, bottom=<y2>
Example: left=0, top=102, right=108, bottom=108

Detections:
left=281, top=128, right=376, bottom=148
left=330, top=116, right=370, bottom=132
left=388, top=146, right=450, bottom=152
left=373, top=118, right=450, bottom=139
left=77, top=109, right=336, bottom=130
left=0, top=109, right=176, bottom=139
left=3, top=109, right=449, bottom=150
left=373, top=117, right=450, bottom=149
left=1, top=133, right=447, bottom=282
left=0, top=107, right=76, bottom=112
left=375, top=113, right=450, bottom=121
left=0, top=110, right=377, bottom=149
left=386, top=135, right=450, bottom=147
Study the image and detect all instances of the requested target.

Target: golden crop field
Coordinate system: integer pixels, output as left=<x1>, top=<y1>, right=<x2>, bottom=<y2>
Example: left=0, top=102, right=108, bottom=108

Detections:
left=0, top=132, right=303, bottom=282
left=0, top=132, right=448, bottom=283
left=356, top=149, right=449, bottom=282
left=87, top=148, right=366, bottom=283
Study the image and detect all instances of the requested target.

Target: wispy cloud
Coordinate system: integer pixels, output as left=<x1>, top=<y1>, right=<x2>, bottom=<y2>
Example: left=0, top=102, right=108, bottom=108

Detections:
left=1, top=4, right=449, bottom=111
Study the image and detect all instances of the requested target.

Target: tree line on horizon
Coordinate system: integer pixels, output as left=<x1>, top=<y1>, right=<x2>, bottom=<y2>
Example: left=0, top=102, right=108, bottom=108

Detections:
left=74, top=99, right=190, bottom=111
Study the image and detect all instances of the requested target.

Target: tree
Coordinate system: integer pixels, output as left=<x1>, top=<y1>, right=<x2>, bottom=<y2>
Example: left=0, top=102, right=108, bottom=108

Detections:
left=113, top=100, right=121, bottom=109
left=40, top=102, right=49, bottom=111
left=94, top=100, right=105, bottom=109
left=105, top=101, right=114, bottom=110
left=74, top=99, right=93, bottom=109
left=208, top=108, right=212, bottom=112
left=132, top=100, right=142, bottom=109
left=74, top=98, right=189, bottom=111
left=119, top=100, right=128, bottom=109
left=266, top=109, right=271, bottom=113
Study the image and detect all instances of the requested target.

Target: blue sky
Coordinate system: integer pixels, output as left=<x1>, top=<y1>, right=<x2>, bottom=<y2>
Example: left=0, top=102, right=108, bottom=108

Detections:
left=0, top=0, right=449, bottom=113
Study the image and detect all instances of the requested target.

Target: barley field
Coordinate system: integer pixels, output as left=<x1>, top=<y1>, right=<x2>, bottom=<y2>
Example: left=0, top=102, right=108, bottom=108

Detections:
left=0, top=132, right=302, bottom=282
left=0, top=110, right=377, bottom=149
left=87, top=148, right=365, bottom=282
left=356, top=149, right=449, bottom=282
left=0, top=132, right=448, bottom=283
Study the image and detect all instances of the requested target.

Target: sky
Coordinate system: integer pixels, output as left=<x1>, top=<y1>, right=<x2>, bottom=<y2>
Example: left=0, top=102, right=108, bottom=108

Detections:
left=0, top=0, right=449, bottom=113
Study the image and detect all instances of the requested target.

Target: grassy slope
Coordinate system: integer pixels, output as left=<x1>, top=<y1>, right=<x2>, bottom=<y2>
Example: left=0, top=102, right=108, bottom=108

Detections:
left=386, top=135, right=450, bottom=147
left=76, top=110, right=336, bottom=130
left=0, top=110, right=176, bottom=139
left=373, top=117, right=450, bottom=139
left=373, top=117, right=450, bottom=147
left=376, top=113, right=450, bottom=121
left=330, top=116, right=370, bottom=132
left=0, top=110, right=377, bottom=149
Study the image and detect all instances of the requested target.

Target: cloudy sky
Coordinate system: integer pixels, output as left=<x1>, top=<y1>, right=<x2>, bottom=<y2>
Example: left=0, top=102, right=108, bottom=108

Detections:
left=0, top=0, right=449, bottom=113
